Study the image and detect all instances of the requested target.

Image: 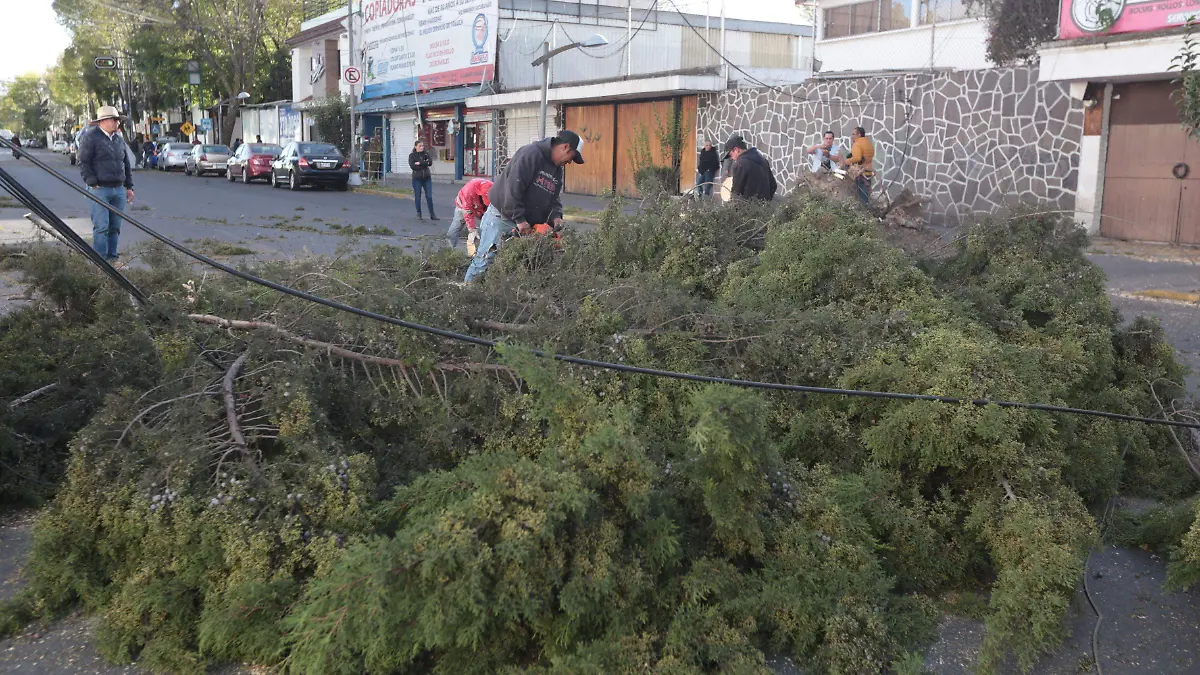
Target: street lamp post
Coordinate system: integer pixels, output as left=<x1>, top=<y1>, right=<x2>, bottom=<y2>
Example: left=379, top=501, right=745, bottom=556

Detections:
left=532, top=35, right=609, bottom=139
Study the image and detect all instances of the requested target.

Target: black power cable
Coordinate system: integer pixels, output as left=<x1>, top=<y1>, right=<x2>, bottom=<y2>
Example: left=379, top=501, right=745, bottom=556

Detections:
left=3, top=135, right=1199, bottom=431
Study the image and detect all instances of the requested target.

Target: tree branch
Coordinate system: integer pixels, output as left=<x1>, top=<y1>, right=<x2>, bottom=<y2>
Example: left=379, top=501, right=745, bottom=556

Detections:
left=9, top=382, right=59, bottom=409
left=468, top=318, right=535, bottom=334
left=223, top=351, right=249, bottom=451
left=188, top=314, right=513, bottom=376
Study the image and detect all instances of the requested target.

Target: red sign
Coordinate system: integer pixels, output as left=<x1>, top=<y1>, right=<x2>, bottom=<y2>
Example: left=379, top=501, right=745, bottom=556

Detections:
left=1059, top=0, right=1200, bottom=40
left=343, top=67, right=361, bottom=84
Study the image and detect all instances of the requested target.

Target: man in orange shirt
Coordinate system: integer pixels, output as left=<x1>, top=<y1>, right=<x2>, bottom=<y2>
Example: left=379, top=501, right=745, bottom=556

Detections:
left=841, top=126, right=875, bottom=206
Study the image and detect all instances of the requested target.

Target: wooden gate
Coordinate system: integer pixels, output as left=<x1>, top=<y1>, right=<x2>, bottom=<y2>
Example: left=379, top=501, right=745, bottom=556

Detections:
left=564, top=104, right=615, bottom=195
left=1101, top=81, right=1200, bottom=244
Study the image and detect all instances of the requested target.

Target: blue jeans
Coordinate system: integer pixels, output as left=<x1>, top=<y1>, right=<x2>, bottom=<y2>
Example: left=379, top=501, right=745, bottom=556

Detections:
left=855, top=175, right=871, bottom=205
left=89, top=186, right=126, bottom=260
left=699, top=170, right=715, bottom=196
left=464, top=205, right=517, bottom=283
left=412, top=177, right=435, bottom=217
left=445, top=207, right=469, bottom=248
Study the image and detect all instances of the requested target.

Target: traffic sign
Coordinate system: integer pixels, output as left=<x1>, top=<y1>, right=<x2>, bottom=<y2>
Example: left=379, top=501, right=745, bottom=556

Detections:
left=180, top=121, right=195, bottom=136
left=343, top=67, right=361, bottom=85
left=199, top=118, right=213, bottom=132
left=151, top=124, right=161, bottom=135
left=94, top=56, right=117, bottom=70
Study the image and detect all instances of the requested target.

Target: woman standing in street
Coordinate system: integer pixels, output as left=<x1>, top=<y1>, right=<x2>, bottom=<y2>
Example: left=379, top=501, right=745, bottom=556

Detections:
left=408, top=140, right=438, bottom=221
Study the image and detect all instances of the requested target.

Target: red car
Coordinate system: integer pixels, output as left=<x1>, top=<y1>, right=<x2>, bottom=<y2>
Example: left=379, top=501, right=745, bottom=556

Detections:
left=226, top=143, right=283, bottom=184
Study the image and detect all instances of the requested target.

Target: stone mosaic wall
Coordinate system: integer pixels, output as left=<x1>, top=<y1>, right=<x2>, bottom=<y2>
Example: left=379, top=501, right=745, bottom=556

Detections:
left=697, top=66, right=1084, bottom=225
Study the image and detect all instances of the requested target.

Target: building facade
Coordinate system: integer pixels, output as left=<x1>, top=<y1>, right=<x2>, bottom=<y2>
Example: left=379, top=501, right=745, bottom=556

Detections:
left=1040, top=4, right=1200, bottom=243
left=466, top=0, right=813, bottom=196
left=813, top=0, right=989, bottom=72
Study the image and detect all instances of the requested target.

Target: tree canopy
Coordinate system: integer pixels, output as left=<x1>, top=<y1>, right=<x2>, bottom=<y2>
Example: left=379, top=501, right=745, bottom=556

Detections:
left=1, top=188, right=1196, bottom=674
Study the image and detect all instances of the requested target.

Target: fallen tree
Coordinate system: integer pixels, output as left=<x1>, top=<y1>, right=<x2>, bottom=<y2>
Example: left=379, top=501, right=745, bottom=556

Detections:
left=1, top=191, right=1196, bottom=674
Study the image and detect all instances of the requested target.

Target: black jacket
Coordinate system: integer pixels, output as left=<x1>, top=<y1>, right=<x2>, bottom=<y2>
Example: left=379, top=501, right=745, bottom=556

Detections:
left=731, top=147, right=776, bottom=201
left=697, top=147, right=719, bottom=173
left=488, top=138, right=564, bottom=226
left=78, top=125, right=133, bottom=189
left=408, top=150, right=433, bottom=181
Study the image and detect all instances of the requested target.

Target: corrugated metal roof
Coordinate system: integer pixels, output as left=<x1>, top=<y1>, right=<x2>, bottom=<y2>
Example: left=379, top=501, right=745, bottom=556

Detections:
left=354, top=86, right=486, bottom=114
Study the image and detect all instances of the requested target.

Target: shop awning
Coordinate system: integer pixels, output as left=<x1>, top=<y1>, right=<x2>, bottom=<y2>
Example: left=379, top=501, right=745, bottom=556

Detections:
left=355, top=86, right=486, bottom=114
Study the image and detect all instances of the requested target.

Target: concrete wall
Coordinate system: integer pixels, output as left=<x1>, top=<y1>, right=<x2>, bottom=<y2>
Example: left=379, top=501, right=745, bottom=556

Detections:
left=697, top=65, right=1085, bottom=225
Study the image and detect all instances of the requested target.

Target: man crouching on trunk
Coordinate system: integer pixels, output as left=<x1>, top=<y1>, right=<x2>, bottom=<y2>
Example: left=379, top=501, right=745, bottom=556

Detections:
left=463, top=130, right=584, bottom=283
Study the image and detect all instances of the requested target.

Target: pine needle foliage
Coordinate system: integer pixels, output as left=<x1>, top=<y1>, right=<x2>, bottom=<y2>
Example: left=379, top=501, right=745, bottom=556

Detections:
left=1, top=190, right=1194, bottom=673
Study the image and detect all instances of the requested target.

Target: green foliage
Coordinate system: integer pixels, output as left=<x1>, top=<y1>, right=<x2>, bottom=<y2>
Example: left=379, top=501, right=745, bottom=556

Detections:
left=310, top=95, right=351, bottom=154
left=968, top=0, right=1059, bottom=65
left=4, top=193, right=1192, bottom=674
left=1172, top=18, right=1200, bottom=141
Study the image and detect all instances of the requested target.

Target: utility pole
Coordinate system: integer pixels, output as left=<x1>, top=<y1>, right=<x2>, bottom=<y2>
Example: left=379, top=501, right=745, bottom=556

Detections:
left=347, top=0, right=362, bottom=186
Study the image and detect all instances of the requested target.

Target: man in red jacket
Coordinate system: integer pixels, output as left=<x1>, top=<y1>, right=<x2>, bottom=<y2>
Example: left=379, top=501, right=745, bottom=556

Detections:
left=446, top=178, right=493, bottom=250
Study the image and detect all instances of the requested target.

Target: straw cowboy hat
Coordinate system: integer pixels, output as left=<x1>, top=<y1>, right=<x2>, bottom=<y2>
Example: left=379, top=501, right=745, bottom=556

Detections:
left=90, top=105, right=126, bottom=124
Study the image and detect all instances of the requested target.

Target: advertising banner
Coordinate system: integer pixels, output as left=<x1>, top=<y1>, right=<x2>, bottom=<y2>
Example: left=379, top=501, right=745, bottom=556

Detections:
left=278, top=106, right=301, bottom=142
left=1059, top=0, right=1200, bottom=39
left=360, top=0, right=498, bottom=100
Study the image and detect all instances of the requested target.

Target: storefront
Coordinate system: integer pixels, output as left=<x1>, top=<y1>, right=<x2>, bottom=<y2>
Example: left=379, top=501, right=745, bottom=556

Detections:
left=355, top=86, right=492, bottom=181
left=1040, top=0, right=1199, bottom=242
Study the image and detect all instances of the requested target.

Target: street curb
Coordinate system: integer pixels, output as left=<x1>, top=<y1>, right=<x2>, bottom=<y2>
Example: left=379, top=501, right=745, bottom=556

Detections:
left=1131, top=289, right=1200, bottom=303
left=353, top=187, right=413, bottom=200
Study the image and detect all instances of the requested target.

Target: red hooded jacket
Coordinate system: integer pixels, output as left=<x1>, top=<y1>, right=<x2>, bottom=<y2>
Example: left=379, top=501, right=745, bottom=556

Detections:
left=454, top=178, right=493, bottom=230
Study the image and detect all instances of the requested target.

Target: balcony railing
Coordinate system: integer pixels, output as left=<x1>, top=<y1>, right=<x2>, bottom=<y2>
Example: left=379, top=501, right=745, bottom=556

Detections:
left=302, top=0, right=343, bottom=21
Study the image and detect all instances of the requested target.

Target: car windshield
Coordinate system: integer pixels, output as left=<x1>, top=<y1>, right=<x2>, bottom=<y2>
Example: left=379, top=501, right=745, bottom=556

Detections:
left=248, top=144, right=281, bottom=154
left=167, top=144, right=190, bottom=151
left=202, top=145, right=231, bottom=153
left=298, top=143, right=341, bottom=156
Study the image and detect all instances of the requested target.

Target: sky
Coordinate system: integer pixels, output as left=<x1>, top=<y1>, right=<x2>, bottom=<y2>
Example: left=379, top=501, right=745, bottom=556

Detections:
left=668, top=0, right=807, bottom=23
left=0, top=2, right=73, bottom=82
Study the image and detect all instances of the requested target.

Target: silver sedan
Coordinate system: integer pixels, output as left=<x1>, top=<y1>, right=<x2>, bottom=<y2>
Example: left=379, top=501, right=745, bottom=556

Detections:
left=185, top=144, right=233, bottom=177
left=158, top=143, right=193, bottom=171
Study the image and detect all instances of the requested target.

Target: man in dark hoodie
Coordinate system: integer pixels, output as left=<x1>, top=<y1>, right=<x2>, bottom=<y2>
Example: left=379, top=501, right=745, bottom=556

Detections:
left=463, top=130, right=584, bottom=283
left=723, top=134, right=776, bottom=201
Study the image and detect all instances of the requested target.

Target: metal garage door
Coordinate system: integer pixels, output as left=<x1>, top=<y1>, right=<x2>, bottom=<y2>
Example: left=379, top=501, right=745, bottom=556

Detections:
left=1101, top=81, right=1200, bottom=244
left=389, top=113, right=415, bottom=175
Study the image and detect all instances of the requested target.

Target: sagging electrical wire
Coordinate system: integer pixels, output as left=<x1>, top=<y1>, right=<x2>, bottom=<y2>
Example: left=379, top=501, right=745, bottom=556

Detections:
left=3, top=135, right=1199, bottom=431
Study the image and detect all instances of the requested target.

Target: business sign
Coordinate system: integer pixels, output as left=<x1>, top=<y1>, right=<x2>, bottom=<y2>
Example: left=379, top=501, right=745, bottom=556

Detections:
left=360, top=0, right=498, bottom=100
left=1059, top=0, right=1200, bottom=39
left=278, top=106, right=301, bottom=142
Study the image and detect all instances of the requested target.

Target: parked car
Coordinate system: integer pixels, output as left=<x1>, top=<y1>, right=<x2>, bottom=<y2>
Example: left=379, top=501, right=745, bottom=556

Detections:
left=158, top=142, right=193, bottom=171
left=52, top=140, right=68, bottom=153
left=269, top=142, right=350, bottom=191
left=185, top=144, right=232, bottom=176
left=226, top=143, right=282, bottom=184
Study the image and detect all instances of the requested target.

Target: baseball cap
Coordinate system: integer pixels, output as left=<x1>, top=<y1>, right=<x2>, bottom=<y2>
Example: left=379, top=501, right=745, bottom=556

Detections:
left=554, top=130, right=586, bottom=164
left=721, top=134, right=747, bottom=160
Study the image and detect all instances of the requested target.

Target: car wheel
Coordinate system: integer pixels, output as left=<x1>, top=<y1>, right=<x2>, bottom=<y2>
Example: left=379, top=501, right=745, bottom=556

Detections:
left=288, top=171, right=300, bottom=191
left=184, top=165, right=192, bottom=176
left=270, top=171, right=279, bottom=188
left=242, top=168, right=251, bottom=184
left=335, top=181, right=349, bottom=192
left=226, top=168, right=234, bottom=182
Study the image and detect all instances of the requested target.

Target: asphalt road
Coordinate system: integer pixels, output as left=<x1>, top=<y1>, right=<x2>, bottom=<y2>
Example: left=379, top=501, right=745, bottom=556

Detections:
left=0, top=148, right=465, bottom=259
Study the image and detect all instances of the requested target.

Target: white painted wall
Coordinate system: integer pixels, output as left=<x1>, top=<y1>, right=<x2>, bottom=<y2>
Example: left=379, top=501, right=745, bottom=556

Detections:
left=1039, top=34, right=1187, bottom=82
left=1076, top=135, right=1101, bottom=233
left=815, top=18, right=990, bottom=73
left=292, top=47, right=313, bottom=102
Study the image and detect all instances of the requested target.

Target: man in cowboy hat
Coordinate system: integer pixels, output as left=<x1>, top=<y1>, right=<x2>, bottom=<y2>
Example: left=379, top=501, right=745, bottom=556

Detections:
left=78, top=105, right=134, bottom=262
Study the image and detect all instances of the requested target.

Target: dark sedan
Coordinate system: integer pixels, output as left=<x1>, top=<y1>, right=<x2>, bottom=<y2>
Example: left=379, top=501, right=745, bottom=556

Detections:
left=269, top=142, right=350, bottom=191
left=226, top=143, right=282, bottom=184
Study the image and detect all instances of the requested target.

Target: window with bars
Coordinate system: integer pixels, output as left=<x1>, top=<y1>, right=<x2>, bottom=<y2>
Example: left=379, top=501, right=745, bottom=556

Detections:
left=823, top=0, right=913, bottom=38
